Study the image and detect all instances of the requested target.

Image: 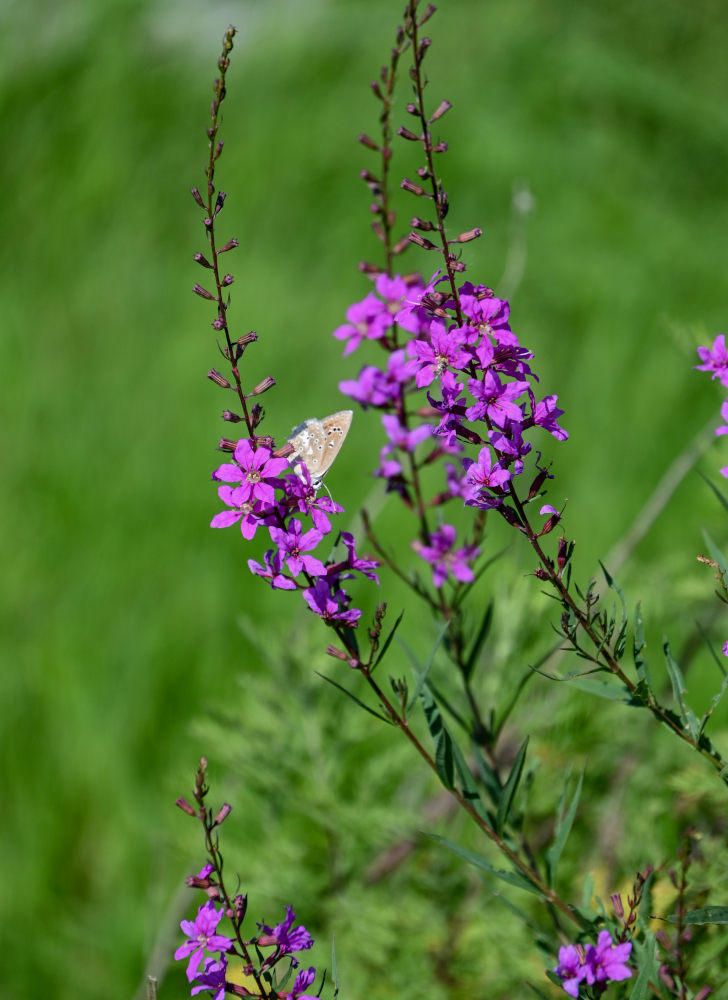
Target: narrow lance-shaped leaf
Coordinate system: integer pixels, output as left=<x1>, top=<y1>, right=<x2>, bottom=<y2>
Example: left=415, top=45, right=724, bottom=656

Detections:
left=462, top=599, right=494, bottom=682
left=700, top=673, right=728, bottom=738
left=429, top=834, right=543, bottom=896
left=633, top=601, right=652, bottom=689
left=496, top=736, right=529, bottom=837
left=315, top=672, right=391, bottom=724
left=420, top=683, right=454, bottom=790
left=663, top=640, right=700, bottom=740
left=628, top=931, right=659, bottom=1000
left=407, top=619, right=450, bottom=713
left=450, top=734, right=493, bottom=826
left=546, top=766, right=584, bottom=889
left=372, top=609, right=405, bottom=672
left=665, top=905, right=728, bottom=925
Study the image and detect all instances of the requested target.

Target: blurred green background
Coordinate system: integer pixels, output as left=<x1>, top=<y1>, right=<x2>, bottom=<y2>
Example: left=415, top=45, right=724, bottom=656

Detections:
left=3, top=0, right=728, bottom=996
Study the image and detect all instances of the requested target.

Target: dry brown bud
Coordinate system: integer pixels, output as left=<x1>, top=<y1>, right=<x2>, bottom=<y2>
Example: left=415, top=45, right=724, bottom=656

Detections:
left=397, top=126, right=420, bottom=142
left=411, top=216, right=436, bottom=231
left=218, top=438, right=237, bottom=452
left=193, top=283, right=216, bottom=300
left=219, top=238, right=239, bottom=253
left=191, top=187, right=206, bottom=209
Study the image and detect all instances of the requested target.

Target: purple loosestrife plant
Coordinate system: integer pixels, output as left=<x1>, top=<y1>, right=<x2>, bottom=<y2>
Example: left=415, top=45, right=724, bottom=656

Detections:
left=190, top=28, right=379, bottom=655
left=173, top=11, right=728, bottom=1000
left=175, top=759, right=324, bottom=1000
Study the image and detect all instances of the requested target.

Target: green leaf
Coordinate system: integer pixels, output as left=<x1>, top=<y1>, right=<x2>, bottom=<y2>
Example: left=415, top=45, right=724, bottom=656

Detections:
left=496, top=737, right=529, bottom=837
left=546, top=767, right=584, bottom=888
left=567, top=676, right=634, bottom=702
left=663, top=640, right=700, bottom=739
left=420, top=684, right=454, bottom=790
left=372, top=609, right=405, bottom=672
left=406, top=619, right=451, bottom=714
left=665, top=905, right=728, bottom=925
left=703, top=528, right=728, bottom=577
left=429, top=834, right=542, bottom=896
left=633, top=601, right=652, bottom=688
left=462, top=599, right=494, bottom=682
left=450, top=737, right=493, bottom=826
left=315, top=672, right=391, bottom=724
left=471, top=743, right=503, bottom=809
left=699, top=471, right=728, bottom=517
left=700, top=673, right=728, bottom=737
left=628, top=931, right=659, bottom=1000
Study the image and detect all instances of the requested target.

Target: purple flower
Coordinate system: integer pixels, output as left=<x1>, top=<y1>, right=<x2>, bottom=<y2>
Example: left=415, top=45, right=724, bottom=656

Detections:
left=338, top=531, right=379, bottom=582
left=248, top=549, right=297, bottom=590
left=269, top=520, right=327, bottom=578
left=554, top=932, right=632, bottom=997
left=722, top=640, right=728, bottom=658
left=412, top=524, right=479, bottom=588
left=257, top=906, right=314, bottom=967
left=554, top=943, right=588, bottom=998
left=458, top=284, right=517, bottom=347
left=302, top=578, right=362, bottom=625
left=696, top=334, right=728, bottom=387
left=532, top=394, right=568, bottom=441
left=289, top=967, right=318, bottom=1000
left=586, top=930, right=632, bottom=986
left=211, top=488, right=269, bottom=539
left=381, top=414, right=432, bottom=452
left=339, top=349, right=418, bottom=409
left=463, top=447, right=511, bottom=504
left=191, top=955, right=228, bottom=1000
left=175, top=901, right=233, bottom=984
left=410, top=320, right=473, bottom=388
left=212, top=439, right=288, bottom=506
left=282, top=470, right=343, bottom=534
left=333, top=292, right=389, bottom=355
left=465, top=370, right=529, bottom=427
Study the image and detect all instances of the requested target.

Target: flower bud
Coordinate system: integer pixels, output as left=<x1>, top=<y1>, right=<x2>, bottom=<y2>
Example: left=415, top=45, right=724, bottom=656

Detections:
left=176, top=797, right=197, bottom=816
left=218, top=438, right=237, bottom=452
left=357, top=133, right=379, bottom=151
left=191, top=187, right=206, bottom=208
left=401, top=177, right=428, bottom=197
left=429, top=100, right=452, bottom=123
left=214, top=803, right=232, bottom=825
left=409, top=232, right=436, bottom=250
left=451, top=227, right=482, bottom=244
left=221, top=274, right=234, bottom=286
left=397, top=126, right=420, bottom=141
left=207, top=369, right=231, bottom=389
left=248, top=375, right=276, bottom=397
left=411, top=216, right=435, bottom=231
left=194, top=252, right=213, bottom=268
left=219, top=238, right=239, bottom=253
left=194, top=283, right=216, bottom=300
left=214, top=191, right=227, bottom=216
left=222, top=410, right=243, bottom=423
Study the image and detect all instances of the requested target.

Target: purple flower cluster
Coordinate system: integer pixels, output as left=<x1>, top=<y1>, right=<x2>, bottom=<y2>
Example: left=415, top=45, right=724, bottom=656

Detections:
left=554, top=931, right=632, bottom=997
left=695, top=334, right=728, bottom=477
left=175, top=897, right=318, bottom=1000
left=336, top=271, right=567, bottom=585
left=211, top=438, right=378, bottom=626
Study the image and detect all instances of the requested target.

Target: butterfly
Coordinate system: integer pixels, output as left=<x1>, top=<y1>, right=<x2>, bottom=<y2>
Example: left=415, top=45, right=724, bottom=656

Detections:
left=287, top=410, right=353, bottom=491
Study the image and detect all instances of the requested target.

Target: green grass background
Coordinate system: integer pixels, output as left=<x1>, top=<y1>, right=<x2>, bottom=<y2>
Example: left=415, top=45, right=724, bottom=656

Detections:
left=2, top=0, right=728, bottom=996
